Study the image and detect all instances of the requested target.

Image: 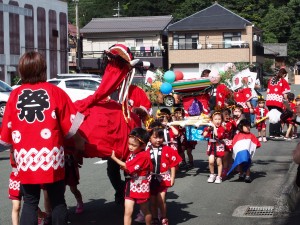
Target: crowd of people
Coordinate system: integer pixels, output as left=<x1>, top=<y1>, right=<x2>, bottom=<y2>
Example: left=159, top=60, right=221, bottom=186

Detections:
left=2, top=47, right=300, bottom=225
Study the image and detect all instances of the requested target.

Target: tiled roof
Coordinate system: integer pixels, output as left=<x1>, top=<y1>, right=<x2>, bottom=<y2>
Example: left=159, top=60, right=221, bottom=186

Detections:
left=168, top=3, right=252, bottom=31
left=81, top=15, right=173, bottom=34
left=264, top=43, right=287, bottom=56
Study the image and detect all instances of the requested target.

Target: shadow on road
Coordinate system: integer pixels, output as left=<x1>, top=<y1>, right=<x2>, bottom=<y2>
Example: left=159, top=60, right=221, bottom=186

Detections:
left=66, top=192, right=197, bottom=224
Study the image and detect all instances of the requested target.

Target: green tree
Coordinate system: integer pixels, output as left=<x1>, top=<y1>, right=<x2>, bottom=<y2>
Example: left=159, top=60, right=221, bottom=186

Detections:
left=261, top=4, right=293, bottom=43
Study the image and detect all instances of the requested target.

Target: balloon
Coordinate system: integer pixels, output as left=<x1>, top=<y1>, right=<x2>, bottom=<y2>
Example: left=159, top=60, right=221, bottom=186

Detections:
left=209, top=69, right=221, bottom=84
left=163, top=70, right=175, bottom=83
left=160, top=82, right=173, bottom=94
left=174, top=71, right=184, bottom=81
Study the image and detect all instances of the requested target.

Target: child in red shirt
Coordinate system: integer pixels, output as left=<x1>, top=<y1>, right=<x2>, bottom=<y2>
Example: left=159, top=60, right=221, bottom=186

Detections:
left=147, top=121, right=182, bottom=225
left=203, top=111, right=226, bottom=184
left=221, top=108, right=235, bottom=179
left=284, top=93, right=296, bottom=140
left=111, top=127, right=153, bottom=225
left=254, top=97, right=269, bottom=142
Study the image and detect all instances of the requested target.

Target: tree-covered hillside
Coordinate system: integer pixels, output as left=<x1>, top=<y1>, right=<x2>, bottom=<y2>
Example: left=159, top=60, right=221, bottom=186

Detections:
left=68, top=0, right=300, bottom=63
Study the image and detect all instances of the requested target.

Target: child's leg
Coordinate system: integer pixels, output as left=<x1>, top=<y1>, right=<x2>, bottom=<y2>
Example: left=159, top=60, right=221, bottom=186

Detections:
left=293, top=124, right=298, bottom=138
left=285, top=124, right=293, bottom=138
left=70, top=185, right=83, bottom=204
left=12, top=199, right=21, bottom=225
left=157, top=191, right=167, bottom=219
left=150, top=195, right=158, bottom=219
left=258, top=130, right=261, bottom=138
left=216, top=157, right=223, bottom=177
left=139, top=201, right=152, bottom=225
left=187, top=148, right=193, bottom=163
left=208, top=155, right=215, bottom=174
left=245, top=168, right=252, bottom=183
left=124, top=199, right=135, bottom=225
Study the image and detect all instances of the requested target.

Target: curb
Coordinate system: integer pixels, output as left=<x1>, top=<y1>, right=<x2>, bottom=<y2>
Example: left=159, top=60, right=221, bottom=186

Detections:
left=274, top=162, right=300, bottom=217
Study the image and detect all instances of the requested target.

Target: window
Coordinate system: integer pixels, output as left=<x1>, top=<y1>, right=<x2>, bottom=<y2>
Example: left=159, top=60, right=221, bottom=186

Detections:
left=136, top=39, right=143, bottom=47
left=223, top=32, right=241, bottom=48
left=82, top=80, right=100, bottom=91
left=173, top=34, right=198, bottom=49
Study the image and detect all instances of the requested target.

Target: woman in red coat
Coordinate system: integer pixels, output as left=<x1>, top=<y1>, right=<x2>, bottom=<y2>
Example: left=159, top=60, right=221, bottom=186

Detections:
left=0, top=52, right=85, bottom=225
left=266, top=67, right=290, bottom=138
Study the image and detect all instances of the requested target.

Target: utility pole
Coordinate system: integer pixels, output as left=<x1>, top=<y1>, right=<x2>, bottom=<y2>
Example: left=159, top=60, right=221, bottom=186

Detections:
left=73, top=0, right=81, bottom=72
left=113, top=2, right=121, bottom=17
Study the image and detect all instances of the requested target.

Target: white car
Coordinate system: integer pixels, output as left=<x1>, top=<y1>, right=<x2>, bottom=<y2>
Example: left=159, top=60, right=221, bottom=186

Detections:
left=47, top=77, right=101, bottom=102
left=0, top=80, right=12, bottom=117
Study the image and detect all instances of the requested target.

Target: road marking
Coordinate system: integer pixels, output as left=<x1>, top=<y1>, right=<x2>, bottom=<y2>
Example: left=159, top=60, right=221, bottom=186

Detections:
left=94, top=160, right=108, bottom=164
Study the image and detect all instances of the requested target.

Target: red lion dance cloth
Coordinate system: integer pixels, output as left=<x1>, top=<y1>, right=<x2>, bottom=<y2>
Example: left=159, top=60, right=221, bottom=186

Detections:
left=69, top=44, right=151, bottom=160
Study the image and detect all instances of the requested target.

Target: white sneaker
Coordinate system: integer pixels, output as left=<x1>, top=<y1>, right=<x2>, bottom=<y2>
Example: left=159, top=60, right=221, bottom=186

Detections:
left=258, top=137, right=262, bottom=142
left=207, top=174, right=216, bottom=183
left=214, top=176, right=222, bottom=184
left=134, top=211, right=145, bottom=223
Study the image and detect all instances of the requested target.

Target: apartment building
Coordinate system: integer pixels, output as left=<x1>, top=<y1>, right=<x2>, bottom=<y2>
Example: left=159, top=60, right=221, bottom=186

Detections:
left=0, top=0, right=68, bottom=84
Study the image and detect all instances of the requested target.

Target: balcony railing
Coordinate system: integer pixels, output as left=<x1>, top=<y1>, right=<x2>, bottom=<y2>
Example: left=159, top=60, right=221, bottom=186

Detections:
left=170, top=41, right=250, bottom=50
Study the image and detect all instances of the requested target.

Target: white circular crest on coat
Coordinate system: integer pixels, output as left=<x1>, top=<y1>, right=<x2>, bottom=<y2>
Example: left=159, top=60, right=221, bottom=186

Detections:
left=41, top=128, right=51, bottom=139
left=51, top=110, right=56, bottom=119
left=134, top=165, right=140, bottom=170
left=162, top=163, right=166, bottom=168
left=12, top=130, right=21, bottom=144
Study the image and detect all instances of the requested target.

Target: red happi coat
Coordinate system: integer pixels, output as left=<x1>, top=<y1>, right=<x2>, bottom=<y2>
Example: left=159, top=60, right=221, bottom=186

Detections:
left=234, top=88, right=252, bottom=113
left=204, top=126, right=226, bottom=157
left=222, top=120, right=235, bottom=151
left=254, top=107, right=269, bottom=120
left=0, top=82, right=83, bottom=184
left=147, top=145, right=182, bottom=187
left=163, top=127, right=178, bottom=151
left=266, top=78, right=290, bottom=108
left=9, top=154, right=20, bottom=199
left=128, top=85, right=152, bottom=111
left=125, top=151, right=153, bottom=199
left=215, top=84, right=231, bottom=108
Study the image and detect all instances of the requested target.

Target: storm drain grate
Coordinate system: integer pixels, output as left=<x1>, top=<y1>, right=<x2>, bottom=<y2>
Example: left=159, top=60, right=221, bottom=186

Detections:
left=244, top=206, right=274, bottom=216
left=232, top=205, right=274, bottom=218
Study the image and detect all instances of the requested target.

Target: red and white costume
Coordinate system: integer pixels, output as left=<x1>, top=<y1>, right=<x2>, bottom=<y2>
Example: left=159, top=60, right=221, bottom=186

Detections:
left=204, top=126, right=226, bottom=157
left=283, top=102, right=296, bottom=124
left=163, top=127, right=178, bottom=151
left=254, top=107, right=269, bottom=130
left=147, top=145, right=181, bottom=188
left=0, top=82, right=84, bottom=184
left=128, top=85, right=152, bottom=113
left=124, top=151, right=153, bottom=199
left=266, top=78, right=290, bottom=108
left=222, top=120, right=235, bottom=152
left=234, top=88, right=252, bottom=113
left=215, top=84, right=231, bottom=108
left=8, top=155, right=21, bottom=200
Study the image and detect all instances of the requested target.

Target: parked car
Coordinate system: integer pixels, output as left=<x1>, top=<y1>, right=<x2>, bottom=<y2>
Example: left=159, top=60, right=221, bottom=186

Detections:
left=0, top=80, right=13, bottom=117
left=47, top=77, right=101, bottom=102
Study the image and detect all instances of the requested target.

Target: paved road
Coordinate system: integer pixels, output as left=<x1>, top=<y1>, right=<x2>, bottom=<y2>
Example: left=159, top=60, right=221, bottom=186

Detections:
left=1, top=85, right=300, bottom=224
left=0, top=136, right=299, bottom=225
